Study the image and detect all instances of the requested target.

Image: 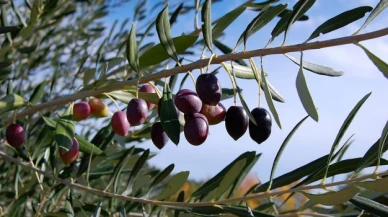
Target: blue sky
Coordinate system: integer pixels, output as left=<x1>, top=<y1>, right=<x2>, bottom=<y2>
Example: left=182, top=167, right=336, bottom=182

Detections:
left=105, top=0, right=388, bottom=183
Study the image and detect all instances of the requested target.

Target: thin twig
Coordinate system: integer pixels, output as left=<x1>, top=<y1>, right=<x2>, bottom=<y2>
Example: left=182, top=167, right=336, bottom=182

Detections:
left=0, top=150, right=386, bottom=208
left=3, top=27, right=388, bottom=126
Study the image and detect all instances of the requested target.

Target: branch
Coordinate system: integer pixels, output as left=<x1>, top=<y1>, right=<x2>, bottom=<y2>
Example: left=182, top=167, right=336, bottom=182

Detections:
left=3, top=27, right=388, bottom=126
left=0, top=150, right=387, bottom=209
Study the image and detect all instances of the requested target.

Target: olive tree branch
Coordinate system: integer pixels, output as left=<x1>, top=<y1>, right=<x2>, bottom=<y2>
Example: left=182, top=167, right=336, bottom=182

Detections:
left=0, top=150, right=386, bottom=209
left=3, top=27, right=388, bottom=126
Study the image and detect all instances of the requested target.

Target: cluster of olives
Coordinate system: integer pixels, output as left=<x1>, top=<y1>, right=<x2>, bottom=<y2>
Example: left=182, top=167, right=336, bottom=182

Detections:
left=150, top=73, right=273, bottom=149
left=3, top=73, right=273, bottom=164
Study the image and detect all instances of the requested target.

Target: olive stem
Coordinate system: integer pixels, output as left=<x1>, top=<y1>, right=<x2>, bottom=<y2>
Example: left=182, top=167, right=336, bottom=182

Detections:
left=147, top=81, right=162, bottom=98
left=249, top=58, right=262, bottom=107
left=1, top=149, right=387, bottom=208
left=3, top=27, right=388, bottom=126
left=206, top=54, right=216, bottom=74
left=220, top=62, right=237, bottom=106
left=103, top=93, right=121, bottom=112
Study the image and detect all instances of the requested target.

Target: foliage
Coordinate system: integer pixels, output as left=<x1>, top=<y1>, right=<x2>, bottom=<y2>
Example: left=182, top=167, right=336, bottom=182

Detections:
left=0, top=0, right=388, bottom=216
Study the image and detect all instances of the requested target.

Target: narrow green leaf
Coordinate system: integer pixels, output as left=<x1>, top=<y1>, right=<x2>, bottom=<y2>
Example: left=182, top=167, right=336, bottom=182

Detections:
left=227, top=153, right=261, bottom=198
left=306, top=6, right=373, bottom=42
left=301, top=186, right=359, bottom=206
left=126, top=23, right=140, bottom=73
left=150, top=164, right=175, bottom=188
left=223, top=62, right=284, bottom=103
left=308, top=158, right=388, bottom=184
left=55, top=104, right=75, bottom=153
left=125, top=149, right=150, bottom=195
left=350, top=195, right=388, bottom=217
left=259, top=63, right=282, bottom=129
left=284, top=54, right=344, bottom=77
left=74, top=135, right=103, bottom=155
left=0, top=62, right=12, bottom=82
left=0, top=94, right=27, bottom=115
left=322, top=92, right=371, bottom=181
left=357, top=43, right=388, bottom=79
left=354, top=0, right=388, bottom=35
left=169, top=3, right=183, bottom=26
left=42, top=116, right=57, bottom=129
left=160, top=82, right=180, bottom=145
left=29, top=80, right=48, bottom=104
left=156, top=4, right=179, bottom=62
left=201, top=0, right=213, bottom=53
left=377, top=120, right=388, bottom=169
left=356, top=177, right=388, bottom=192
left=236, top=4, right=287, bottom=49
left=104, top=147, right=134, bottom=192
left=283, top=0, right=316, bottom=45
left=155, top=171, right=189, bottom=200
left=267, top=115, right=309, bottom=191
left=353, top=137, right=388, bottom=176
left=139, top=34, right=198, bottom=68
left=192, top=151, right=255, bottom=198
left=295, top=53, right=319, bottom=121
left=212, top=7, right=245, bottom=39
left=213, top=159, right=246, bottom=200
left=0, top=0, right=9, bottom=5
left=174, top=191, right=185, bottom=217
left=0, top=26, right=19, bottom=34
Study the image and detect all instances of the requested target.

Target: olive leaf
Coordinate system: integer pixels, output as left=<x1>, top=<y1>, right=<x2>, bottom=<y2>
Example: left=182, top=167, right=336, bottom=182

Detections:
left=301, top=186, right=359, bottom=206
left=295, top=53, right=319, bottom=122
left=284, top=54, right=344, bottom=77
left=306, top=6, right=373, bottom=42
left=212, top=6, right=246, bottom=39
left=357, top=43, right=388, bottom=79
left=154, top=171, right=189, bottom=201
left=55, top=103, right=75, bottom=153
left=354, top=0, right=388, bottom=35
left=350, top=195, right=388, bottom=217
left=126, top=23, right=140, bottom=73
left=201, top=0, right=213, bottom=53
left=267, top=115, right=309, bottom=191
left=160, top=81, right=180, bottom=145
left=322, top=92, right=372, bottom=182
left=236, top=3, right=287, bottom=49
left=156, top=4, right=179, bottom=63
left=0, top=94, right=27, bottom=115
left=282, top=0, right=316, bottom=45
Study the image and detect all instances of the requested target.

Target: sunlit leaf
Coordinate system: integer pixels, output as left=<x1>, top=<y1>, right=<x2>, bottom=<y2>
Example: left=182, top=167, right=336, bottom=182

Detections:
left=124, top=149, right=150, bottom=195
left=284, top=54, right=344, bottom=77
left=155, top=171, right=189, bottom=200
left=55, top=104, right=75, bottom=153
left=301, top=186, right=359, bottom=206
left=296, top=53, right=319, bottom=122
left=0, top=94, right=27, bottom=115
left=74, top=135, right=103, bottom=155
left=213, top=159, right=246, bottom=200
left=357, top=43, right=388, bottom=79
left=139, top=34, right=198, bottom=68
left=29, top=80, right=48, bottom=104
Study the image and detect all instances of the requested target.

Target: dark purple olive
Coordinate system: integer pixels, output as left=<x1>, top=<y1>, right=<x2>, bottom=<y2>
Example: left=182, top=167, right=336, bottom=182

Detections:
left=224, top=106, right=248, bottom=141
left=111, top=111, right=130, bottom=137
left=184, top=113, right=209, bottom=146
left=196, top=73, right=222, bottom=106
left=249, top=107, right=272, bottom=144
left=174, top=89, right=202, bottom=115
left=139, top=84, right=156, bottom=110
left=126, top=98, right=148, bottom=126
left=200, top=102, right=226, bottom=125
left=6, top=123, right=25, bottom=147
left=151, top=122, right=169, bottom=149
